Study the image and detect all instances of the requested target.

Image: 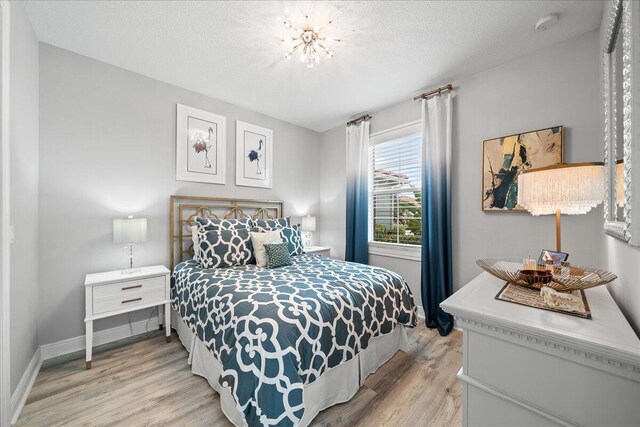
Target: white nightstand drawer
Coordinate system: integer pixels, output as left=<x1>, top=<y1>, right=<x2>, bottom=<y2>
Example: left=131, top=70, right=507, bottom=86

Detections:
left=93, top=286, right=166, bottom=315
left=93, top=276, right=165, bottom=300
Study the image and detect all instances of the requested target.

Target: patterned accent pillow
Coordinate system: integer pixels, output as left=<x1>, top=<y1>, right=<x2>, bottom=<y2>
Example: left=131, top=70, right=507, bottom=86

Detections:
left=280, top=225, right=304, bottom=256
left=195, top=217, right=253, bottom=231
left=253, top=217, right=291, bottom=231
left=264, top=243, right=292, bottom=269
left=198, top=228, right=255, bottom=269
left=250, top=230, right=283, bottom=268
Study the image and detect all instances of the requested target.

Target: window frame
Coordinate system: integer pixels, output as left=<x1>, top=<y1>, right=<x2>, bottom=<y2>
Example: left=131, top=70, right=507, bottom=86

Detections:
left=368, top=120, right=422, bottom=260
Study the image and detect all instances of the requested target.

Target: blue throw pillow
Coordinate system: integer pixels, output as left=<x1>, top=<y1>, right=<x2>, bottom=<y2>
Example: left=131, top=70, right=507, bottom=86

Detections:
left=198, top=228, right=255, bottom=269
left=280, top=225, right=304, bottom=256
left=195, top=217, right=253, bottom=231
left=264, top=243, right=292, bottom=269
left=253, top=217, right=291, bottom=231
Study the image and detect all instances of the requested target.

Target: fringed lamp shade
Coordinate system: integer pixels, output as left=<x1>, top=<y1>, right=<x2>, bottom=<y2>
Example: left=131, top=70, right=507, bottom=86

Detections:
left=617, top=160, right=624, bottom=208
left=518, top=163, right=605, bottom=215
left=517, top=162, right=604, bottom=251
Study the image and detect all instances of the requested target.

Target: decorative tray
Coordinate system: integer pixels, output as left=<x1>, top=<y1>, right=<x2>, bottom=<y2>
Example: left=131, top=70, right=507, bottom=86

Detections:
left=476, top=259, right=617, bottom=292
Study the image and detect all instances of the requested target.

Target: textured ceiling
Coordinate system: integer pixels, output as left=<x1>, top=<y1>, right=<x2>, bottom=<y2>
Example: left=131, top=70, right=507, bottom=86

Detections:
left=24, top=1, right=603, bottom=132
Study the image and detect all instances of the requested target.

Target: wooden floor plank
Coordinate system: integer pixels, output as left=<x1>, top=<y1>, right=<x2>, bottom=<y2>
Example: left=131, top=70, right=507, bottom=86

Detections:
left=16, top=325, right=462, bottom=426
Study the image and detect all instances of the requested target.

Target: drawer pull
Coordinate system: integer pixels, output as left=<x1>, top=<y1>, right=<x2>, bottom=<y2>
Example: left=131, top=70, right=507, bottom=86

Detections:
left=122, top=297, right=142, bottom=304
left=122, top=284, right=142, bottom=291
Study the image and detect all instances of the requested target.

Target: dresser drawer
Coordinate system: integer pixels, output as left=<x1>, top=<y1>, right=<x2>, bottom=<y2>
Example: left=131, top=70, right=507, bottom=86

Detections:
left=93, top=276, right=165, bottom=300
left=92, top=276, right=166, bottom=315
left=93, top=287, right=166, bottom=315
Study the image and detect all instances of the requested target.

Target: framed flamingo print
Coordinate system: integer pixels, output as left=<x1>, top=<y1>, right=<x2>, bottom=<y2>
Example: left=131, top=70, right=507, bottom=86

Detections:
left=236, top=120, right=273, bottom=188
left=176, top=104, right=226, bottom=184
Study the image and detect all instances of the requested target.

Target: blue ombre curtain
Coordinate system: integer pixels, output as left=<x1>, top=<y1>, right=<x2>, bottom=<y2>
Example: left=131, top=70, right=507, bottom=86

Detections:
left=421, top=92, right=454, bottom=336
left=345, top=121, right=370, bottom=264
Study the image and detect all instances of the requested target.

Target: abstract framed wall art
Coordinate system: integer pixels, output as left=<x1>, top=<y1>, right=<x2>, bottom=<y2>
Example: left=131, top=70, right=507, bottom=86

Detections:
left=482, top=126, right=563, bottom=212
left=176, top=104, right=226, bottom=184
left=236, top=120, right=273, bottom=188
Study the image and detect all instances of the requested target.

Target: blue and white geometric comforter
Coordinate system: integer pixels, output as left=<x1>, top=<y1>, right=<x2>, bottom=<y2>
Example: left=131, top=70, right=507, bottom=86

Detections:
left=171, top=254, right=417, bottom=427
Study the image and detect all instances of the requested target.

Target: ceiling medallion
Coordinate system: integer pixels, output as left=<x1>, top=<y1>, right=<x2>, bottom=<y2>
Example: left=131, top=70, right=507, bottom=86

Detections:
left=282, top=15, right=342, bottom=69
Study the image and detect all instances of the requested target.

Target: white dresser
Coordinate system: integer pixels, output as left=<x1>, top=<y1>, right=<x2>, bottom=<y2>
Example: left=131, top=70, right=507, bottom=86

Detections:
left=441, top=273, right=640, bottom=427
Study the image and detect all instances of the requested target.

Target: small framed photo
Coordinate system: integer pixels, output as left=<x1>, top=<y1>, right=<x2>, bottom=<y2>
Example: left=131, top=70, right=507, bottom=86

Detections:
left=176, top=104, right=226, bottom=184
left=538, top=249, right=569, bottom=268
left=236, top=120, right=273, bottom=188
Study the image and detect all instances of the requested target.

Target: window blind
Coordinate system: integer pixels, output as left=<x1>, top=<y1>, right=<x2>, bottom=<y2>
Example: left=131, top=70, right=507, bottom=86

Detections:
left=370, top=133, right=422, bottom=245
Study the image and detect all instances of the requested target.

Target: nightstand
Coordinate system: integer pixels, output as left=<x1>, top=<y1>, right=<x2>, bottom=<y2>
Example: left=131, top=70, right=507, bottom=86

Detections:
left=84, top=265, right=171, bottom=369
left=303, top=246, right=331, bottom=257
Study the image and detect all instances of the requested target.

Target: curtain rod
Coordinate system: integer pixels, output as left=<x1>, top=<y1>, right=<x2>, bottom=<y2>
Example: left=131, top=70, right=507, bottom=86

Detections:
left=413, top=83, right=453, bottom=101
left=346, top=114, right=372, bottom=126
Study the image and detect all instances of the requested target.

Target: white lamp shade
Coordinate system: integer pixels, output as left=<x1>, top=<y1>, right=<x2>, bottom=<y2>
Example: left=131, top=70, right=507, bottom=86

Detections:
left=301, top=215, right=316, bottom=232
left=517, top=163, right=605, bottom=216
left=113, top=217, right=147, bottom=244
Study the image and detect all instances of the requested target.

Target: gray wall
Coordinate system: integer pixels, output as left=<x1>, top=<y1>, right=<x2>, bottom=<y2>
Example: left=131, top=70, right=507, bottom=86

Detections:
left=10, top=1, right=39, bottom=393
left=600, top=1, right=640, bottom=334
left=605, top=238, right=640, bottom=334
left=38, top=44, right=321, bottom=345
left=319, top=30, right=604, bottom=313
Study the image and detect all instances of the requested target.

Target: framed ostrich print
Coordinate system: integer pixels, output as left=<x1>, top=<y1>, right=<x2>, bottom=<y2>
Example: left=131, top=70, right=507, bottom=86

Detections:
left=176, top=104, right=226, bottom=184
left=236, top=120, right=273, bottom=188
left=482, top=126, right=563, bottom=212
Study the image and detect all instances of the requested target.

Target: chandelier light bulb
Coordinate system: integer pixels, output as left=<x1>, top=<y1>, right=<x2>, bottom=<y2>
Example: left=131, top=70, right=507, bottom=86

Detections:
left=282, top=15, right=342, bottom=69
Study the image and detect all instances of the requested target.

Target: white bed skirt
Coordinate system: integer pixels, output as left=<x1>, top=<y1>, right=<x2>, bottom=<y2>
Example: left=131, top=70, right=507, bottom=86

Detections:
left=171, top=308, right=409, bottom=427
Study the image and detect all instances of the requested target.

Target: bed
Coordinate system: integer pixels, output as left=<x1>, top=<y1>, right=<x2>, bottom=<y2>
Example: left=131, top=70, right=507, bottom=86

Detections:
left=169, top=196, right=417, bottom=427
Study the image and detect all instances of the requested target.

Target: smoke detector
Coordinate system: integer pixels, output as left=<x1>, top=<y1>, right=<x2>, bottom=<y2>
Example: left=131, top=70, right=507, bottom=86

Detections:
left=535, top=15, right=558, bottom=32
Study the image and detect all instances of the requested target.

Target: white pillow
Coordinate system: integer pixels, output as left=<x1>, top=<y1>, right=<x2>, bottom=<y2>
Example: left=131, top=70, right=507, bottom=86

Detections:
left=250, top=230, right=283, bottom=267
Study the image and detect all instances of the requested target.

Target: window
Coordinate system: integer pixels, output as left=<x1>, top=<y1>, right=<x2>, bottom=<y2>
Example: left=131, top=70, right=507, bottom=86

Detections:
left=369, top=122, right=422, bottom=247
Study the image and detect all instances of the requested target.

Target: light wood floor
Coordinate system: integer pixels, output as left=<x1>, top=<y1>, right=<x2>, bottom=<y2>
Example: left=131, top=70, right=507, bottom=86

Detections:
left=17, top=325, right=462, bottom=426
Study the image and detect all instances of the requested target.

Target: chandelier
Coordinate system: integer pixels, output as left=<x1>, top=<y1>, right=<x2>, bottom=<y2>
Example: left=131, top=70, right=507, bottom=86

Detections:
left=283, top=15, right=342, bottom=69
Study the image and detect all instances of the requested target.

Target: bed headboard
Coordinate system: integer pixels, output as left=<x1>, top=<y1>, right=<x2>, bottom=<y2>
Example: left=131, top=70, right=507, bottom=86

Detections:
left=169, top=195, right=284, bottom=269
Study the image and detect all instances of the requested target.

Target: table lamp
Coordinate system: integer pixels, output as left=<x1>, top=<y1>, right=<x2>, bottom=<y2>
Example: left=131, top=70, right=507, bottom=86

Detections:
left=113, top=216, right=147, bottom=273
left=301, top=215, right=316, bottom=248
left=517, top=162, right=604, bottom=251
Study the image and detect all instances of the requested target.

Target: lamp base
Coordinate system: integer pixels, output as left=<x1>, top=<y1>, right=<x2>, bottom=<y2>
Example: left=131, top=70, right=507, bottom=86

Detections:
left=303, top=232, right=313, bottom=248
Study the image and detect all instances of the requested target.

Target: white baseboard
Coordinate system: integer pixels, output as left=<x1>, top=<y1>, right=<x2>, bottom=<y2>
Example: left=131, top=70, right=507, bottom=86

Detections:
left=11, top=348, right=42, bottom=425
left=40, top=317, right=160, bottom=361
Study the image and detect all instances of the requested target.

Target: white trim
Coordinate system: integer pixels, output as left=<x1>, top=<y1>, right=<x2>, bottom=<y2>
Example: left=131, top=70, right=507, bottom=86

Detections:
left=10, top=349, right=41, bottom=425
left=368, top=241, right=421, bottom=261
left=41, top=317, right=160, bottom=361
left=0, top=2, right=10, bottom=426
left=369, top=120, right=421, bottom=146
left=457, top=369, right=578, bottom=427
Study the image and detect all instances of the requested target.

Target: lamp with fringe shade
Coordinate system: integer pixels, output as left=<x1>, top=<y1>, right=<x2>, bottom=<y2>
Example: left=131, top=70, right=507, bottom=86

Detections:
left=517, top=162, right=605, bottom=251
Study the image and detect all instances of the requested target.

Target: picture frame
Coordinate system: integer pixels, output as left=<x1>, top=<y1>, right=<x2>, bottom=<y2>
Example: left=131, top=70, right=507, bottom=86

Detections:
left=482, top=126, right=564, bottom=212
left=176, top=104, right=226, bottom=184
left=537, top=249, right=569, bottom=269
left=236, top=120, right=273, bottom=188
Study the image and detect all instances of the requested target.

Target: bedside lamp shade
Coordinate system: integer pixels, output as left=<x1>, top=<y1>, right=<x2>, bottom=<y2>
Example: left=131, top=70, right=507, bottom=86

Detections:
left=113, top=217, right=147, bottom=244
left=517, top=162, right=604, bottom=251
left=616, top=160, right=624, bottom=208
left=301, top=215, right=316, bottom=232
